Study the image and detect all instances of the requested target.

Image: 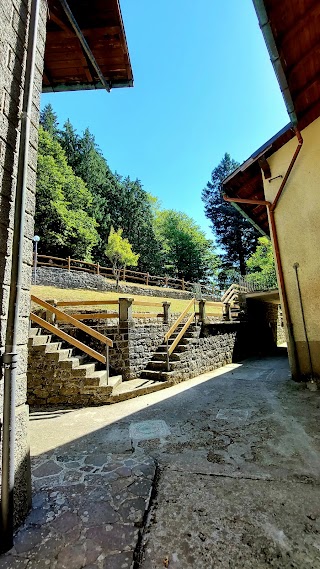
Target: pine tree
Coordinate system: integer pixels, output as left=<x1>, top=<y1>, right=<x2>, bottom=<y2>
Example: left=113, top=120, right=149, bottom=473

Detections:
left=39, top=103, right=59, bottom=138
left=202, top=153, right=258, bottom=277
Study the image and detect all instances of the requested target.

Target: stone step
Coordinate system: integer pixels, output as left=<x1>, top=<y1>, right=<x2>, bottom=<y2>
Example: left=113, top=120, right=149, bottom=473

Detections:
left=80, top=384, right=113, bottom=396
left=32, top=342, right=62, bottom=353
left=140, top=369, right=168, bottom=381
left=59, top=357, right=81, bottom=370
left=29, top=327, right=42, bottom=337
left=111, top=378, right=171, bottom=400
left=46, top=348, right=74, bottom=362
left=154, top=352, right=181, bottom=361
left=29, top=334, right=52, bottom=346
left=157, top=344, right=188, bottom=353
left=73, top=362, right=96, bottom=375
left=146, top=360, right=168, bottom=371
left=86, top=370, right=122, bottom=389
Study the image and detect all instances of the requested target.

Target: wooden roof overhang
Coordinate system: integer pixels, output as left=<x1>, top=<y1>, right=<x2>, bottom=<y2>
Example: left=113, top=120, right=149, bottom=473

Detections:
left=43, top=0, right=133, bottom=92
left=222, top=0, right=320, bottom=235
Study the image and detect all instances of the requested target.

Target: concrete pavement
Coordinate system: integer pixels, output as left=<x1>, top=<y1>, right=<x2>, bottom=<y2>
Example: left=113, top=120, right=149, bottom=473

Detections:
left=1, top=351, right=320, bottom=568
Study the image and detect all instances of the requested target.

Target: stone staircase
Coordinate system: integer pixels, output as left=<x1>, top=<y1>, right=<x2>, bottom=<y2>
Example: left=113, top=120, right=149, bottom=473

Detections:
left=140, top=321, right=200, bottom=382
left=28, top=326, right=169, bottom=406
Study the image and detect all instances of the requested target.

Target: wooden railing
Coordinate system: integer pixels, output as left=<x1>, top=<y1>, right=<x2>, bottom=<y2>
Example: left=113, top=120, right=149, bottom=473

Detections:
left=52, top=298, right=170, bottom=322
left=30, top=295, right=113, bottom=383
left=34, top=253, right=220, bottom=296
left=164, top=298, right=196, bottom=371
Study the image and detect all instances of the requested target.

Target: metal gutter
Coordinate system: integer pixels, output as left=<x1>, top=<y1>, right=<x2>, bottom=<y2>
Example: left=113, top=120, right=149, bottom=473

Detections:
left=1, top=0, right=41, bottom=553
left=58, top=0, right=112, bottom=92
left=252, top=0, right=298, bottom=126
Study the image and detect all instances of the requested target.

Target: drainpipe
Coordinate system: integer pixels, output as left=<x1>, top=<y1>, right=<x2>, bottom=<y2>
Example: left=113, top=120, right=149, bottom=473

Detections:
left=223, top=129, right=303, bottom=377
left=1, top=0, right=41, bottom=553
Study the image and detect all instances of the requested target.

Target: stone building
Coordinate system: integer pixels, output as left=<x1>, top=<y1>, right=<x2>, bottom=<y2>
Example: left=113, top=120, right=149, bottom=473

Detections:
left=0, top=0, right=133, bottom=550
left=222, top=1, right=320, bottom=381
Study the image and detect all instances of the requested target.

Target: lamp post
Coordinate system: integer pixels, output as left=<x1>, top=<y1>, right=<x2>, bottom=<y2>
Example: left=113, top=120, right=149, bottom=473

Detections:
left=32, top=235, right=40, bottom=284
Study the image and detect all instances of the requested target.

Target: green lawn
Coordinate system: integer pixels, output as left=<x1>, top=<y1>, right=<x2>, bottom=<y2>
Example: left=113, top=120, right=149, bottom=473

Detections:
left=31, top=285, right=223, bottom=317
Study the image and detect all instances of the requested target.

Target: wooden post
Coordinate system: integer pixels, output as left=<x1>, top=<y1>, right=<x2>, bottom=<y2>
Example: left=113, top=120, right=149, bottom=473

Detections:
left=146, top=272, right=149, bottom=286
left=199, top=299, right=206, bottom=323
left=165, top=276, right=168, bottom=287
left=163, top=302, right=170, bottom=324
left=123, top=267, right=126, bottom=281
left=96, top=262, right=100, bottom=276
left=67, top=256, right=71, bottom=272
left=181, top=278, right=185, bottom=291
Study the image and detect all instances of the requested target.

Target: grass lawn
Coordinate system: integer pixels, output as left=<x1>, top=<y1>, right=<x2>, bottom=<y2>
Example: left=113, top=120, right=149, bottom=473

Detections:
left=31, top=285, right=223, bottom=317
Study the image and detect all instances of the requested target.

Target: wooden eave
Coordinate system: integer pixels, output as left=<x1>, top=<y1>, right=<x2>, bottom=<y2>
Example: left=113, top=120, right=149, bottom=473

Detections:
left=223, top=126, right=295, bottom=236
left=264, top=0, right=320, bottom=131
left=43, top=0, right=133, bottom=92
left=222, top=0, right=320, bottom=235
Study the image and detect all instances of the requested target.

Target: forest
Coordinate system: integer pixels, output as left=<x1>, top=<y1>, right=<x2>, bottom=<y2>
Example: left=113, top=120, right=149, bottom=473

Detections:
left=36, top=105, right=273, bottom=287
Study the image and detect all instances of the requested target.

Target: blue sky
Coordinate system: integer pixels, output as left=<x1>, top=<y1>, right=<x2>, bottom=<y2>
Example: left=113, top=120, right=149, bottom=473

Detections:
left=41, top=0, right=288, bottom=240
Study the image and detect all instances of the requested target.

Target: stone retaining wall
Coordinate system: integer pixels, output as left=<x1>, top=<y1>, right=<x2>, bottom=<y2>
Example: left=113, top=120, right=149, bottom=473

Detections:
left=168, top=323, right=245, bottom=383
left=58, top=319, right=244, bottom=382
left=34, top=267, right=219, bottom=301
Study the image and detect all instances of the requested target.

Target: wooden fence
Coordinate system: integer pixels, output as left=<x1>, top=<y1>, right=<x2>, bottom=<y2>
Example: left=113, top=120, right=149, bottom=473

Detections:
left=35, top=253, right=219, bottom=297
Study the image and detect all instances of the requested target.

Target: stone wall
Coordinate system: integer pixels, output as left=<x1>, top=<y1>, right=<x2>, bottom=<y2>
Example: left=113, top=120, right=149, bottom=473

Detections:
left=34, top=266, right=219, bottom=301
left=0, top=0, right=47, bottom=530
left=168, top=323, right=245, bottom=383
left=53, top=319, right=245, bottom=383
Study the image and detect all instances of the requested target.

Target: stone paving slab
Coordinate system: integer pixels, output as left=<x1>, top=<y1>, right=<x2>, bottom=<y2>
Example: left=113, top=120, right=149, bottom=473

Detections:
left=140, top=471, right=320, bottom=569
left=0, top=449, right=156, bottom=569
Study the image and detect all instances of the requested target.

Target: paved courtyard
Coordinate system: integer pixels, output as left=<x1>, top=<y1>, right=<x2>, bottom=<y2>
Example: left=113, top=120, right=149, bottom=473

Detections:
left=1, top=351, right=320, bottom=568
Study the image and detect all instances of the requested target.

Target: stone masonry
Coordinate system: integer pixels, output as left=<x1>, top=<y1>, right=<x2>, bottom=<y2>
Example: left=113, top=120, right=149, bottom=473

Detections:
left=0, top=0, right=47, bottom=528
left=34, top=266, right=219, bottom=301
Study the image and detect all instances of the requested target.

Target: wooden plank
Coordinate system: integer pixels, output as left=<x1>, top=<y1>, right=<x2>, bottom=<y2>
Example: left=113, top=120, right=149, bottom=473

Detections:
left=60, top=312, right=118, bottom=321
left=30, top=313, right=106, bottom=364
left=133, top=301, right=163, bottom=307
left=31, top=296, right=113, bottom=347
left=164, top=298, right=195, bottom=342
left=37, top=255, right=66, bottom=261
left=169, top=313, right=194, bottom=355
left=56, top=299, right=119, bottom=307
left=205, top=301, right=223, bottom=307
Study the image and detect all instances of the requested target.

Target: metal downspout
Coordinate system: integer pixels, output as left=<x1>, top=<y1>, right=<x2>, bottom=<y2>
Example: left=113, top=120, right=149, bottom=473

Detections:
left=223, top=129, right=303, bottom=377
left=1, top=0, right=41, bottom=553
left=58, top=0, right=111, bottom=92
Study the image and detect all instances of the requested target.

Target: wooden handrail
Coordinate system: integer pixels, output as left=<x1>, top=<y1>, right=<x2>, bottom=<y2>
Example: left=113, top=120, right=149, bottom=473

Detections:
left=59, top=312, right=118, bottom=321
left=168, top=313, right=194, bottom=355
left=30, top=313, right=106, bottom=364
left=56, top=299, right=119, bottom=307
left=164, top=298, right=195, bottom=342
left=133, top=300, right=163, bottom=307
left=31, top=295, right=113, bottom=347
left=37, top=254, right=66, bottom=262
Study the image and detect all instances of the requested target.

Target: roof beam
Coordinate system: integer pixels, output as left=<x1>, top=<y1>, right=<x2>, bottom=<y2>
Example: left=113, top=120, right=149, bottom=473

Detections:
left=58, top=0, right=111, bottom=92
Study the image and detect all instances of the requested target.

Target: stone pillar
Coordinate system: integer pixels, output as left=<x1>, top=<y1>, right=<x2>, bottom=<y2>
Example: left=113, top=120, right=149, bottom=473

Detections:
left=162, top=302, right=170, bottom=324
left=223, top=302, right=231, bottom=321
left=119, top=297, right=134, bottom=322
left=45, top=299, right=57, bottom=325
left=0, top=0, right=47, bottom=533
left=199, top=299, right=206, bottom=323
